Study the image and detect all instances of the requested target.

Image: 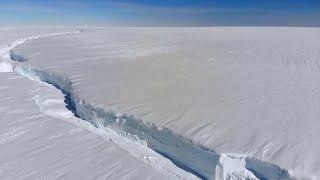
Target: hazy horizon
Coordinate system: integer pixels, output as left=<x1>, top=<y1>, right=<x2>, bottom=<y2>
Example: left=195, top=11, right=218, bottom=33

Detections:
left=0, top=0, right=320, bottom=27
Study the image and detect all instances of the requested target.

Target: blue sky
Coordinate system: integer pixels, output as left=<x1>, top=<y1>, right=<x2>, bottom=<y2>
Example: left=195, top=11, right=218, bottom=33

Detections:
left=0, top=0, right=320, bottom=26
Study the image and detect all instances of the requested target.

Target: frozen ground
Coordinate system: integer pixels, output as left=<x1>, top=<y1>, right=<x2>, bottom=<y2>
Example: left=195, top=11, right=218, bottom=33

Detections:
left=1, top=27, right=320, bottom=179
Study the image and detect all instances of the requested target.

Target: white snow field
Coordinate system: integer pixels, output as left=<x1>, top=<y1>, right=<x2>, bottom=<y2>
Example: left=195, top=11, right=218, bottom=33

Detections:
left=1, top=27, right=320, bottom=179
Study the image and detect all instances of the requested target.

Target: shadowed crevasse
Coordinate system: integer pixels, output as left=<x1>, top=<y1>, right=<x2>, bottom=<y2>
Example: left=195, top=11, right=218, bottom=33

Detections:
left=8, top=33, right=294, bottom=180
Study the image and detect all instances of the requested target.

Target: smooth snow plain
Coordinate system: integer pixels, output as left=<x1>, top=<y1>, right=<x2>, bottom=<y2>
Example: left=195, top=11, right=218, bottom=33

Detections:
left=1, top=27, right=320, bottom=179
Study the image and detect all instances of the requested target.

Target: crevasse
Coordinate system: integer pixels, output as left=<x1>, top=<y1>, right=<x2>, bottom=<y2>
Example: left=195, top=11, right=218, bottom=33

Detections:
left=1, top=30, right=294, bottom=180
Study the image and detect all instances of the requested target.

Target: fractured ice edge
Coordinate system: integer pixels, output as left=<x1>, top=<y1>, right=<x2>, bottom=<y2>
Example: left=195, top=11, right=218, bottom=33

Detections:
left=0, top=31, right=294, bottom=180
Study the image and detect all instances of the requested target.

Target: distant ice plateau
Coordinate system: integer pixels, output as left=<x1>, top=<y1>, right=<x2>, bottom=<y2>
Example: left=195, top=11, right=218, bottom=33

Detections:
left=1, top=27, right=320, bottom=180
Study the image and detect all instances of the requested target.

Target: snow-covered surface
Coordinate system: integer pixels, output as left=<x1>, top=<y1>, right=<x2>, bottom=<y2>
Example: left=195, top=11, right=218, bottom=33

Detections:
left=2, top=27, right=320, bottom=179
left=0, top=73, right=167, bottom=180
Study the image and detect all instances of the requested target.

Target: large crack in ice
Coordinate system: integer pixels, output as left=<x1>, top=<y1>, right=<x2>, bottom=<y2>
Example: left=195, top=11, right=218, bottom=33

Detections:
left=0, top=30, right=295, bottom=180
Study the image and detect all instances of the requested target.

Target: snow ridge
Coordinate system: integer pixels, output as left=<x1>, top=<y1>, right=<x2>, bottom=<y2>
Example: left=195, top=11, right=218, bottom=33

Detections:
left=1, top=30, right=295, bottom=180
